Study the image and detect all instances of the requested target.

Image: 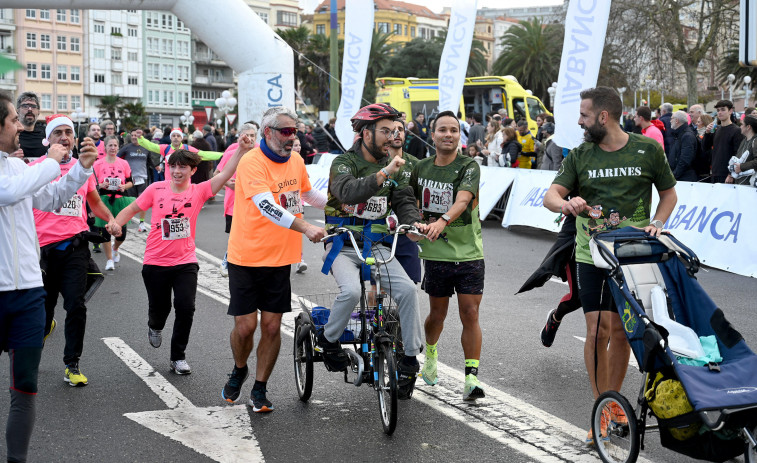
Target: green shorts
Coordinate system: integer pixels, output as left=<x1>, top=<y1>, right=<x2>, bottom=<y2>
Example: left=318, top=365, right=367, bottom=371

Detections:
left=94, top=195, right=135, bottom=227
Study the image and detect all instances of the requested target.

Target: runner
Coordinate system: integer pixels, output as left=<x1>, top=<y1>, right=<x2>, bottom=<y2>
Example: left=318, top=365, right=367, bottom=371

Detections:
left=93, top=135, right=135, bottom=271
left=213, top=122, right=258, bottom=277
left=138, top=127, right=223, bottom=173
left=107, top=134, right=253, bottom=375
left=320, top=103, right=425, bottom=400
left=411, top=110, right=486, bottom=401
left=31, top=114, right=121, bottom=387
left=118, top=127, right=153, bottom=231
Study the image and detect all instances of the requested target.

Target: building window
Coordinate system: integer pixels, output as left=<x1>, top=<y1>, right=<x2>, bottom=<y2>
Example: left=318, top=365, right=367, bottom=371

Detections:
left=147, top=38, right=157, bottom=55
left=70, top=37, right=80, bottom=52
left=40, top=64, right=50, bottom=80
left=111, top=26, right=121, bottom=35
left=177, top=19, right=188, bottom=31
left=161, top=14, right=173, bottom=30
left=258, top=12, right=268, bottom=24
left=94, top=48, right=105, bottom=59
left=128, top=76, right=138, bottom=85
left=25, top=10, right=36, bottom=19
left=377, top=22, right=389, bottom=33
left=26, top=33, right=36, bottom=49
left=94, top=74, right=105, bottom=83
left=405, top=25, right=408, bottom=35
left=27, top=64, right=37, bottom=79
left=112, top=73, right=122, bottom=85
left=277, top=11, right=297, bottom=27
left=57, top=36, right=67, bottom=51
left=128, top=27, right=137, bottom=38
left=70, top=66, right=80, bottom=81
left=316, top=24, right=325, bottom=35
left=57, top=65, right=66, bottom=80
left=41, top=94, right=51, bottom=110
left=127, top=51, right=138, bottom=61
left=70, top=9, right=80, bottom=24
left=40, top=34, right=50, bottom=50
left=94, top=23, right=104, bottom=33
left=56, top=9, right=66, bottom=22
left=410, top=26, right=416, bottom=37
left=71, top=95, right=81, bottom=110
left=393, top=24, right=402, bottom=35
left=57, top=95, right=67, bottom=111
left=147, top=63, right=158, bottom=80
left=111, top=48, right=121, bottom=60
left=177, top=40, right=189, bottom=57
left=40, top=9, right=50, bottom=20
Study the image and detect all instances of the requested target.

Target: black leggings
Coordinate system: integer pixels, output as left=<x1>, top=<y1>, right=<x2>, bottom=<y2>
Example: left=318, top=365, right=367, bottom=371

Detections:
left=554, top=258, right=582, bottom=320
left=141, top=263, right=199, bottom=361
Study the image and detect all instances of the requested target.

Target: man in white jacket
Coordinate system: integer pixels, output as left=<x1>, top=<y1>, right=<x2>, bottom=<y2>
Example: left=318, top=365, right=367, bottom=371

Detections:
left=0, top=93, right=98, bottom=463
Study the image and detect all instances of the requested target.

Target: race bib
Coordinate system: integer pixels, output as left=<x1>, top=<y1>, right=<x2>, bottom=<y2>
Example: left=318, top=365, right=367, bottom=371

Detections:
left=343, top=196, right=387, bottom=220
left=278, top=190, right=303, bottom=215
left=53, top=194, right=83, bottom=217
left=106, top=177, right=122, bottom=191
left=161, top=217, right=191, bottom=240
left=421, top=186, right=453, bottom=214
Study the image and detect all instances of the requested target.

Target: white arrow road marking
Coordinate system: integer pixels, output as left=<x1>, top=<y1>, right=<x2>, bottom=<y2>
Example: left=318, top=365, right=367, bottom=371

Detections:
left=102, top=337, right=263, bottom=463
left=118, top=231, right=657, bottom=463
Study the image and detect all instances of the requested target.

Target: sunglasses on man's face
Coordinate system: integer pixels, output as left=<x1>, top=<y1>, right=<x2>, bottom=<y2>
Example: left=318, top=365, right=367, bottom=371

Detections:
left=271, top=127, right=298, bottom=137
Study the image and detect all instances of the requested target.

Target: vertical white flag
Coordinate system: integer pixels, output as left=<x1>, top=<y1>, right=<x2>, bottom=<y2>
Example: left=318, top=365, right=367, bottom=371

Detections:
left=335, top=0, right=375, bottom=150
left=553, top=0, right=612, bottom=149
left=438, top=0, right=478, bottom=114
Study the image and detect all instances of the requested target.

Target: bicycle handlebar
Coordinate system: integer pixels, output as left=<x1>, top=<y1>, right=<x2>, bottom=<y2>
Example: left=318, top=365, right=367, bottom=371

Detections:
left=320, top=224, right=425, bottom=266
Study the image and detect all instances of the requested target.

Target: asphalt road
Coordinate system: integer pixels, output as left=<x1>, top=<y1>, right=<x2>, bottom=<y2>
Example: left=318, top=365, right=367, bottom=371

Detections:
left=2, top=194, right=755, bottom=463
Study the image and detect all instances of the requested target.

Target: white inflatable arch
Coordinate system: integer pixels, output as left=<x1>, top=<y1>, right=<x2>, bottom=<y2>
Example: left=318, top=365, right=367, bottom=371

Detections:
left=7, top=0, right=295, bottom=125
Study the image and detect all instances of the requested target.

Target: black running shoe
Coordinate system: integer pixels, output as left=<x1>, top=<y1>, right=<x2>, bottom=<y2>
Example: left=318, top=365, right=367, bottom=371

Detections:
left=249, top=388, right=273, bottom=413
left=316, top=330, right=349, bottom=372
left=397, top=357, right=420, bottom=400
left=222, top=365, right=249, bottom=403
left=540, top=309, right=561, bottom=348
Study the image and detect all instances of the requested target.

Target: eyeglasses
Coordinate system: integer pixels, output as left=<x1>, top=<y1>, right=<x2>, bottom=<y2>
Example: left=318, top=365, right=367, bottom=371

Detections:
left=19, top=103, right=39, bottom=110
left=377, top=128, right=402, bottom=139
left=271, top=126, right=298, bottom=137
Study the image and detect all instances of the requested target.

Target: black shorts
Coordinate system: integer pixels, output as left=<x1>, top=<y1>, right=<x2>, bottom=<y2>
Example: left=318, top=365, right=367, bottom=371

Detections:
left=126, top=182, right=148, bottom=198
left=421, top=259, right=485, bottom=298
left=225, top=214, right=233, bottom=234
left=576, top=262, right=613, bottom=313
left=227, top=263, right=292, bottom=315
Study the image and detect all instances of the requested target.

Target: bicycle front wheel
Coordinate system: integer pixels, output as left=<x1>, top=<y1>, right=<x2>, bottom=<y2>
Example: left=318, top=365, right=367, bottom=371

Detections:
left=375, top=342, right=398, bottom=435
left=293, top=315, right=313, bottom=402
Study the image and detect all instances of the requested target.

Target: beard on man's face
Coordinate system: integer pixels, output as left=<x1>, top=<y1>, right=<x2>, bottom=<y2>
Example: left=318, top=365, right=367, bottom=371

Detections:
left=582, top=116, right=607, bottom=144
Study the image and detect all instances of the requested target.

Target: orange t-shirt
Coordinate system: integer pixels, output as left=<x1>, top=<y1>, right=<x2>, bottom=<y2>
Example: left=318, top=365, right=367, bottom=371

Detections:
left=227, top=147, right=312, bottom=267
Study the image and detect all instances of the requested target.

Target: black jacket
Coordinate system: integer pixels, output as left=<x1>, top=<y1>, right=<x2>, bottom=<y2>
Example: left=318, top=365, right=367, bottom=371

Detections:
left=501, top=139, right=521, bottom=165
left=667, top=123, right=698, bottom=181
left=312, top=126, right=330, bottom=152
left=659, top=112, right=672, bottom=154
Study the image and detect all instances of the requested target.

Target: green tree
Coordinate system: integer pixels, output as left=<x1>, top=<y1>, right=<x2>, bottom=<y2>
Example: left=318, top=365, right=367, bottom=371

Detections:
left=492, top=18, right=563, bottom=102
left=98, top=95, right=123, bottom=122
left=121, top=101, right=148, bottom=131
left=433, top=30, right=490, bottom=77
left=381, top=38, right=442, bottom=78
left=276, top=25, right=311, bottom=93
left=362, top=30, right=394, bottom=103
left=718, top=46, right=757, bottom=86
left=299, top=33, right=343, bottom=111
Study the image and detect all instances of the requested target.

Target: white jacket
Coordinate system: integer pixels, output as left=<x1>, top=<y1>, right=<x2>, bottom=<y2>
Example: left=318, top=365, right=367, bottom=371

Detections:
left=0, top=151, right=93, bottom=291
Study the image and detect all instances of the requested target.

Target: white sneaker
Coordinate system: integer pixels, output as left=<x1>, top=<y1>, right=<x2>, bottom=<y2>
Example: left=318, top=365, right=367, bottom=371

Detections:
left=112, top=251, right=120, bottom=263
left=219, top=253, right=228, bottom=277
left=296, top=260, right=308, bottom=274
left=105, top=259, right=115, bottom=271
left=138, top=221, right=149, bottom=232
left=170, top=359, right=191, bottom=375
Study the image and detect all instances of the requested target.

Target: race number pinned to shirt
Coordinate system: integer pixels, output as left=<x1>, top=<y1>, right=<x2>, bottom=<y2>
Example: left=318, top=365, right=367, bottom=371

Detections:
left=278, top=190, right=303, bottom=215
left=342, top=196, right=387, bottom=220
left=53, top=194, right=83, bottom=217
left=161, top=217, right=191, bottom=240
left=422, top=186, right=453, bottom=214
left=106, top=177, right=122, bottom=191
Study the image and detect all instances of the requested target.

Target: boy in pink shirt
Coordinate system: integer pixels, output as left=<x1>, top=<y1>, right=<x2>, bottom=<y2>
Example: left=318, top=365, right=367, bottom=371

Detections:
left=633, top=106, right=665, bottom=153
left=109, top=134, right=252, bottom=375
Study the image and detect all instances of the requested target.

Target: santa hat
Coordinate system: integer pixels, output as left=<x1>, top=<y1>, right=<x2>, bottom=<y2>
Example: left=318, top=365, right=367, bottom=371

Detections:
left=45, top=114, right=75, bottom=139
left=170, top=128, right=183, bottom=138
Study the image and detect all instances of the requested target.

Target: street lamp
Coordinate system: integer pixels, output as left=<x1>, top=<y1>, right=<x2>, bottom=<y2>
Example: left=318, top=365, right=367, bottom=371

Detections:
left=547, top=86, right=556, bottom=110
left=214, top=90, right=237, bottom=135
left=617, top=87, right=626, bottom=123
left=727, top=73, right=736, bottom=101
left=744, top=76, right=752, bottom=108
left=70, top=106, right=85, bottom=139
left=116, top=119, right=121, bottom=135
left=179, top=110, right=194, bottom=132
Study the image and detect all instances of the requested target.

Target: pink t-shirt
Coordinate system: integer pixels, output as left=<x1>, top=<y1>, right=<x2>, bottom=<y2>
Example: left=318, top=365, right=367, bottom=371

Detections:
left=93, top=157, right=131, bottom=198
left=30, top=157, right=97, bottom=247
left=136, top=180, right=214, bottom=266
left=641, top=125, right=665, bottom=152
left=94, top=140, right=107, bottom=159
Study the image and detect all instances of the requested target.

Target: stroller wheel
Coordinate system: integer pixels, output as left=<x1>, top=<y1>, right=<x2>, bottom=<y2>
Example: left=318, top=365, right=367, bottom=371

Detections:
left=592, top=391, right=640, bottom=463
left=745, top=423, right=757, bottom=463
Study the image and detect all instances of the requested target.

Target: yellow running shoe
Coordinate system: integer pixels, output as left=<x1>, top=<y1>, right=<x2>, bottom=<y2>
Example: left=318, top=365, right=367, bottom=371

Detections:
left=463, top=374, right=485, bottom=401
left=64, top=363, right=88, bottom=387
left=420, top=353, right=438, bottom=386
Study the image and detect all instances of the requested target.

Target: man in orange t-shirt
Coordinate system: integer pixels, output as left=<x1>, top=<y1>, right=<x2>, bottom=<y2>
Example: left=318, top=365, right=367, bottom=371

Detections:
left=221, top=107, right=326, bottom=412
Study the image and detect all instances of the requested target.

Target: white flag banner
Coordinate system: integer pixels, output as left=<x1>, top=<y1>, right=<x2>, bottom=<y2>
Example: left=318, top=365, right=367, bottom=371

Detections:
left=501, top=170, right=563, bottom=233
left=478, top=166, right=518, bottom=219
left=335, top=0, right=375, bottom=150
left=438, top=0, right=478, bottom=113
left=553, top=0, right=612, bottom=149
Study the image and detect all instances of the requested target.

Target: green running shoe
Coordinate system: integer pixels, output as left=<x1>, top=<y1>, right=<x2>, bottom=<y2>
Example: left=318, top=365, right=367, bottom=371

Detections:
left=420, top=354, right=438, bottom=386
left=463, top=374, right=485, bottom=401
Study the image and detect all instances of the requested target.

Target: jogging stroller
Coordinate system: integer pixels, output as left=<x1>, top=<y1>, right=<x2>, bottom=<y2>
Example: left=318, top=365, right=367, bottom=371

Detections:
left=588, top=227, right=757, bottom=463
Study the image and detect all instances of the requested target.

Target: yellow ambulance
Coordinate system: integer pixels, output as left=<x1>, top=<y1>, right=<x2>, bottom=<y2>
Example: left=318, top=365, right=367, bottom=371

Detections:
left=375, top=75, right=551, bottom=134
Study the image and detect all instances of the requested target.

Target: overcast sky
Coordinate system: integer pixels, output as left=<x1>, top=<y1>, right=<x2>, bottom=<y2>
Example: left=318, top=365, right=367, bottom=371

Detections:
left=299, top=0, right=565, bottom=15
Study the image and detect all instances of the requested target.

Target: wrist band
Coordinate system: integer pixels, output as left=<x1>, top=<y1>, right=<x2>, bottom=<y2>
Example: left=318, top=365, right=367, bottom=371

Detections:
left=380, top=168, right=390, bottom=178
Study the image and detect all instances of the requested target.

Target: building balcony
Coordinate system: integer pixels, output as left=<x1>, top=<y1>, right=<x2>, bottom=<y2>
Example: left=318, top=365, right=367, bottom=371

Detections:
left=0, top=18, right=15, bottom=28
left=0, top=76, right=16, bottom=85
left=111, top=35, right=123, bottom=47
left=112, top=61, right=123, bottom=71
left=195, top=76, right=209, bottom=85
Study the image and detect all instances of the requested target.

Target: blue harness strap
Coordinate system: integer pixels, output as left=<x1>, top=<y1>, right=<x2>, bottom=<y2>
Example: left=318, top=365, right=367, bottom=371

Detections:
left=321, top=215, right=388, bottom=280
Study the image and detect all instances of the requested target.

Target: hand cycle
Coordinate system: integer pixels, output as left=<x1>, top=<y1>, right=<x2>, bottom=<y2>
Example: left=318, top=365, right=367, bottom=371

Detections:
left=292, top=223, right=425, bottom=435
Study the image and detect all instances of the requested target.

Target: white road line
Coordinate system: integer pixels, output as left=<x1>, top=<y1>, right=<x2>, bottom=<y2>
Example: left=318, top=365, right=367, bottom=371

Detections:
left=117, top=233, right=656, bottom=463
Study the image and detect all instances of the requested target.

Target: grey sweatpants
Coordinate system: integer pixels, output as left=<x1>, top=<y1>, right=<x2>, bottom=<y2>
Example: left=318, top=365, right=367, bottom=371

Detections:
left=322, top=243, right=423, bottom=356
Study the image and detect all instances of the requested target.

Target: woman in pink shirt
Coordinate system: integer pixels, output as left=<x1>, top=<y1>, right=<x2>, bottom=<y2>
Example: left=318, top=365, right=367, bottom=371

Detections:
left=93, top=136, right=134, bottom=270
left=108, top=134, right=251, bottom=375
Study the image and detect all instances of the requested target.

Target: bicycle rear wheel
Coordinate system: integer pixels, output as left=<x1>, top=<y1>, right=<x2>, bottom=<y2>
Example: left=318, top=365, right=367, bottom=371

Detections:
left=293, top=314, right=313, bottom=402
left=375, top=342, right=398, bottom=435
left=592, top=391, right=639, bottom=463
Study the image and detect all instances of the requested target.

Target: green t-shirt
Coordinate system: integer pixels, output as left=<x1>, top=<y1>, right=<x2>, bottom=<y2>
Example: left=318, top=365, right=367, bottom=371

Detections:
left=552, top=133, right=676, bottom=264
left=325, top=150, right=413, bottom=221
left=411, top=154, right=484, bottom=262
